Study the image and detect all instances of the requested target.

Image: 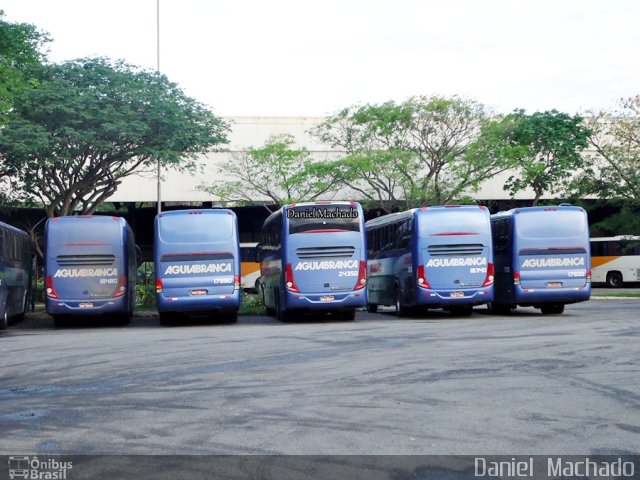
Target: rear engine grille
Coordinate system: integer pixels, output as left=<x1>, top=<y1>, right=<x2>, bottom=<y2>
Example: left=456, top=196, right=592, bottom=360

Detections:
left=427, top=244, right=484, bottom=256
left=296, top=246, right=355, bottom=259
left=56, top=254, right=115, bottom=266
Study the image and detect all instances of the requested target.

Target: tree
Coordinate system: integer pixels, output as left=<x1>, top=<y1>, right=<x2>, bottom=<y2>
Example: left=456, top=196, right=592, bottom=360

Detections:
left=313, top=96, right=504, bottom=211
left=0, top=57, right=229, bottom=217
left=576, top=96, right=640, bottom=205
left=200, top=134, right=342, bottom=212
left=0, top=10, right=50, bottom=123
left=498, top=109, right=590, bottom=205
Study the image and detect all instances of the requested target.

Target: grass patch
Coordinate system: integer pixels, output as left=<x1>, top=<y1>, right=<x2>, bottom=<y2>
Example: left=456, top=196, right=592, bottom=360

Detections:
left=239, top=291, right=266, bottom=315
left=591, top=291, right=640, bottom=298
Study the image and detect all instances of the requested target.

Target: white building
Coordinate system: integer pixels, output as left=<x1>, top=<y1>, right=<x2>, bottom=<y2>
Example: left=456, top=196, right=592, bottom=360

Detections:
left=111, top=116, right=556, bottom=204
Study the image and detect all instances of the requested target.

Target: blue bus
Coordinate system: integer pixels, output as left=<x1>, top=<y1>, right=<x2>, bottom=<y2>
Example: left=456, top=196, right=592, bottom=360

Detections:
left=490, top=205, right=591, bottom=314
left=259, top=201, right=367, bottom=321
left=0, top=221, right=32, bottom=329
left=366, top=205, right=494, bottom=316
left=154, top=209, right=241, bottom=324
left=45, top=216, right=138, bottom=326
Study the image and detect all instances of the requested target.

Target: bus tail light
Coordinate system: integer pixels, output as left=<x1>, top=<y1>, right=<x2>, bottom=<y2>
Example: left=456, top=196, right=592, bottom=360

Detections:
left=586, top=269, right=591, bottom=283
left=482, top=263, right=495, bottom=287
left=513, top=271, right=521, bottom=286
left=354, top=261, right=367, bottom=290
left=234, top=275, right=240, bottom=290
left=155, top=278, right=163, bottom=294
left=416, top=265, right=432, bottom=289
left=45, top=275, right=59, bottom=299
left=285, top=263, right=300, bottom=292
left=112, top=275, right=127, bottom=297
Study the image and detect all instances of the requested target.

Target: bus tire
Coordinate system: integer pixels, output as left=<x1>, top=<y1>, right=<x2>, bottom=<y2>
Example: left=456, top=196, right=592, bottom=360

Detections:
left=53, top=315, right=70, bottom=328
left=275, top=296, right=291, bottom=322
left=0, top=310, right=7, bottom=330
left=488, top=302, right=512, bottom=315
left=15, top=291, right=28, bottom=322
left=366, top=304, right=378, bottom=313
left=606, top=271, right=623, bottom=288
left=120, top=311, right=132, bottom=325
left=159, top=312, right=176, bottom=326
left=540, top=304, right=564, bottom=315
left=226, top=311, right=238, bottom=324
left=337, top=309, right=356, bottom=321
left=395, top=287, right=408, bottom=317
left=449, top=306, right=473, bottom=317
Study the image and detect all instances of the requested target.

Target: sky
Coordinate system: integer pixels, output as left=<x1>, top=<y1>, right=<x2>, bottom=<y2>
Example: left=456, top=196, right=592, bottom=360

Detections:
left=2, top=0, right=639, bottom=117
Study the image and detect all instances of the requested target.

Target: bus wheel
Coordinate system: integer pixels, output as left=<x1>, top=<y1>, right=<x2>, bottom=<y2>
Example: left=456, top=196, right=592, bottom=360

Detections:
left=366, top=304, right=378, bottom=313
left=53, top=315, right=70, bottom=328
left=120, top=311, right=132, bottom=325
left=276, top=297, right=291, bottom=322
left=540, top=304, right=564, bottom=315
left=606, top=272, right=623, bottom=288
left=395, top=288, right=408, bottom=317
left=337, top=309, right=356, bottom=321
left=488, top=302, right=512, bottom=315
left=225, top=311, right=238, bottom=324
left=159, top=312, right=176, bottom=326
left=449, top=306, right=473, bottom=317
left=15, top=291, right=28, bottom=322
left=0, top=311, right=7, bottom=330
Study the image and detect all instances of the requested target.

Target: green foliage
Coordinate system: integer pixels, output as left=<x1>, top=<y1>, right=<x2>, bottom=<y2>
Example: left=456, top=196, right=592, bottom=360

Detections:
left=136, top=283, right=156, bottom=309
left=496, top=109, right=590, bottom=205
left=201, top=134, right=341, bottom=211
left=239, top=291, right=266, bottom=315
left=0, top=57, right=229, bottom=217
left=0, top=10, right=50, bottom=124
left=313, top=95, right=498, bottom=212
left=575, top=96, right=640, bottom=205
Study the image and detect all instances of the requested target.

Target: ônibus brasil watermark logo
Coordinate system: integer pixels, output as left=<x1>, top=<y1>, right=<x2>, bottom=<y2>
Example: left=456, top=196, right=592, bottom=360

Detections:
left=8, top=456, right=72, bottom=479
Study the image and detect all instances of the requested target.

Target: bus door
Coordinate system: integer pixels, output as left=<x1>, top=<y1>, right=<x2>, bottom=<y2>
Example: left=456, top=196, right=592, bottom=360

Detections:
left=517, top=247, right=589, bottom=290
left=159, top=252, right=236, bottom=298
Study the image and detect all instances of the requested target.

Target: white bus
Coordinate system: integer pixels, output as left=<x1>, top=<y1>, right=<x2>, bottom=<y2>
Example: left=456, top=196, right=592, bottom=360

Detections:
left=240, top=242, right=260, bottom=291
left=590, top=235, right=640, bottom=287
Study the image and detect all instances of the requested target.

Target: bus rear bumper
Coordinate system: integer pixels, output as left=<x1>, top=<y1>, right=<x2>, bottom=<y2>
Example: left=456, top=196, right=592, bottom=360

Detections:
left=156, top=292, right=240, bottom=313
left=416, top=287, right=493, bottom=306
left=285, top=291, right=367, bottom=310
left=46, top=297, right=128, bottom=316
left=514, top=285, right=591, bottom=305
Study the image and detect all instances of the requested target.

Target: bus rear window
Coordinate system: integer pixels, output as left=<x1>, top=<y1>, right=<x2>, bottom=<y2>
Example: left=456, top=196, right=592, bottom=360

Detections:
left=516, top=211, right=587, bottom=239
left=288, top=205, right=360, bottom=234
left=159, top=214, right=233, bottom=244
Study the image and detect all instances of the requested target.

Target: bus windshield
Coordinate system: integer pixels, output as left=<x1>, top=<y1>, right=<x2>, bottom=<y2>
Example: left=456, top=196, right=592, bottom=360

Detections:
left=288, top=205, right=360, bottom=234
left=159, top=214, right=234, bottom=244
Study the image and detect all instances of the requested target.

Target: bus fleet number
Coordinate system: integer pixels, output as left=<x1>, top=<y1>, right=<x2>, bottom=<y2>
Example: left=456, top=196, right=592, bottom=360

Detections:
left=338, top=271, right=358, bottom=277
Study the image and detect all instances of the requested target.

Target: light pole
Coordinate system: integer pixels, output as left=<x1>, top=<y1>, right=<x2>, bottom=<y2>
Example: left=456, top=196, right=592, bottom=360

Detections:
left=156, top=0, right=162, bottom=215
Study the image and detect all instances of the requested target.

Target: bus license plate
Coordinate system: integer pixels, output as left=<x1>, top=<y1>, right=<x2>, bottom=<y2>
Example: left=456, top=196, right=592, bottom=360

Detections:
left=546, top=282, right=562, bottom=288
left=191, top=289, right=207, bottom=296
left=320, top=295, right=335, bottom=302
left=79, top=302, right=94, bottom=308
left=450, top=292, right=464, bottom=298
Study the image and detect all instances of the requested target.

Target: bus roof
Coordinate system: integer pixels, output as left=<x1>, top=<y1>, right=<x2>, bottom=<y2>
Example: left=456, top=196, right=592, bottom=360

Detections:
left=491, top=205, right=586, bottom=219
left=157, top=208, right=236, bottom=218
left=0, top=220, right=29, bottom=238
left=365, top=205, right=487, bottom=229
left=591, top=235, right=640, bottom=241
